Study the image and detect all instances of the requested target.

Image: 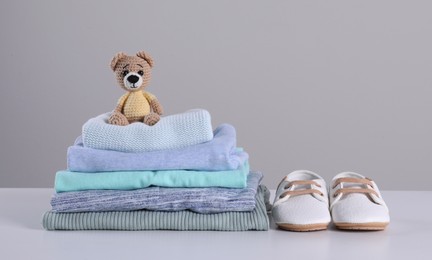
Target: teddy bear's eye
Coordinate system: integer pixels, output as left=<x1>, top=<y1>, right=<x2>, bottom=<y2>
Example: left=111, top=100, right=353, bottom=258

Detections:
left=138, top=70, right=144, bottom=76
left=122, top=70, right=129, bottom=77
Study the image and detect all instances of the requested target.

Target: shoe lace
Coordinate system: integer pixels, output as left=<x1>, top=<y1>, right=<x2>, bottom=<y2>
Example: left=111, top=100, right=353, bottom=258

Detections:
left=332, top=177, right=379, bottom=197
left=278, top=179, right=323, bottom=199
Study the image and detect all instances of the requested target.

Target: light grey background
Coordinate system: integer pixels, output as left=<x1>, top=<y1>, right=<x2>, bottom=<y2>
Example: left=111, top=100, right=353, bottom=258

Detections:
left=0, top=0, right=431, bottom=190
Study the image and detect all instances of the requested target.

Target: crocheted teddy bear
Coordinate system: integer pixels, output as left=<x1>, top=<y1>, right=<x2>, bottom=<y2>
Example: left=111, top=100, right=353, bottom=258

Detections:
left=108, top=51, right=163, bottom=126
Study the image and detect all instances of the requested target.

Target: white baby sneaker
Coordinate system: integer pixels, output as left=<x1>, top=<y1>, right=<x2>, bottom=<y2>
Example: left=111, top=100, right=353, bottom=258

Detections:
left=329, top=172, right=390, bottom=230
left=272, top=170, right=331, bottom=232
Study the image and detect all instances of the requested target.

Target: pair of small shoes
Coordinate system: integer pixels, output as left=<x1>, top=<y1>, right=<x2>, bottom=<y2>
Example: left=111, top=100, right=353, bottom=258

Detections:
left=272, top=170, right=390, bottom=232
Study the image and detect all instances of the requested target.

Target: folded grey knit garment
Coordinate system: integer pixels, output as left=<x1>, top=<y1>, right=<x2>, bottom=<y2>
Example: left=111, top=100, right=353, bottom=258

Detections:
left=51, top=171, right=262, bottom=213
left=42, top=185, right=270, bottom=231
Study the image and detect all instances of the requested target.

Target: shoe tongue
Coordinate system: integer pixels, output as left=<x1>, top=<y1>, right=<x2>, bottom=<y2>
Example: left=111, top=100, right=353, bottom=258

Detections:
left=286, top=170, right=323, bottom=181
left=343, top=183, right=364, bottom=189
left=333, top=171, right=366, bottom=181
left=286, top=178, right=324, bottom=191
left=312, top=178, right=326, bottom=187
left=337, top=173, right=367, bottom=189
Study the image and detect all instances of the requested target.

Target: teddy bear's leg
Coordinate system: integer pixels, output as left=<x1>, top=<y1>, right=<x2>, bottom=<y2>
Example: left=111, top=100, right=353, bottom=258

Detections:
left=143, top=113, right=160, bottom=126
left=109, top=111, right=130, bottom=126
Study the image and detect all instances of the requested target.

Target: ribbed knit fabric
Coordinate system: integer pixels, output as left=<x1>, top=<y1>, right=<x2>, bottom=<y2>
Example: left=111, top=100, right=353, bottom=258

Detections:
left=82, top=109, right=213, bottom=152
left=69, top=124, right=248, bottom=172
left=43, top=185, right=270, bottom=231
left=51, top=171, right=262, bottom=213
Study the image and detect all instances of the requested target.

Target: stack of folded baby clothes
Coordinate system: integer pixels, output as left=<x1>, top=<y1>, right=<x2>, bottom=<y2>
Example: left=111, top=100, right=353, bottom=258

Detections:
left=42, top=109, right=269, bottom=231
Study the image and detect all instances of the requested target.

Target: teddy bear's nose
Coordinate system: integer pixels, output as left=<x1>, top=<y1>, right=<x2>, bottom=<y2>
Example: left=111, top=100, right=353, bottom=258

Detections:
left=127, top=75, right=139, bottom=84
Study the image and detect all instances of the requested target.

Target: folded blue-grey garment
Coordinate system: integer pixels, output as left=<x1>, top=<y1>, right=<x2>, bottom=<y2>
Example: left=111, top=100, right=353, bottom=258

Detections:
left=68, top=124, right=248, bottom=172
left=82, top=109, right=213, bottom=153
left=43, top=185, right=270, bottom=231
left=51, top=171, right=262, bottom=213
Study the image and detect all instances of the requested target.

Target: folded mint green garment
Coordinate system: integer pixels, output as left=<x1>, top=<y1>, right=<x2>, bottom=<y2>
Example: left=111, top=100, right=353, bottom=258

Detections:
left=51, top=171, right=262, bottom=213
left=43, top=185, right=270, bottom=231
left=55, top=162, right=249, bottom=192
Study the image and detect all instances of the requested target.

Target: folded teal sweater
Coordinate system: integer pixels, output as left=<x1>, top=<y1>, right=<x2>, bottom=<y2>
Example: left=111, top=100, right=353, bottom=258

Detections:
left=55, top=162, right=249, bottom=192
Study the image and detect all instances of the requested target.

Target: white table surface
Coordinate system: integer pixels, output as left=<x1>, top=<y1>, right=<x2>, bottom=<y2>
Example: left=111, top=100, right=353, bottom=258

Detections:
left=0, top=189, right=431, bottom=260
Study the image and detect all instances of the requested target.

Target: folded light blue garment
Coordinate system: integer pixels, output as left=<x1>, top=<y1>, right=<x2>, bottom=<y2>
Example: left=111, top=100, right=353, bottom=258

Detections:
left=82, top=109, right=213, bottom=153
left=43, top=185, right=270, bottom=231
left=55, top=162, right=249, bottom=192
left=68, top=124, right=248, bottom=172
left=51, top=171, right=262, bottom=213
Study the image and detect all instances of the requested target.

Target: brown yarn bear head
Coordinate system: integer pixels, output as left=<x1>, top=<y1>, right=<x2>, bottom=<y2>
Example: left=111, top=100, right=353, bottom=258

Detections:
left=110, top=51, right=154, bottom=92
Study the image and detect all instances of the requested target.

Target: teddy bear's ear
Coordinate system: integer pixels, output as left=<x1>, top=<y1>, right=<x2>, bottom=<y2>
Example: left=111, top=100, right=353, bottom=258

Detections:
left=110, top=52, right=127, bottom=71
left=136, top=51, right=154, bottom=68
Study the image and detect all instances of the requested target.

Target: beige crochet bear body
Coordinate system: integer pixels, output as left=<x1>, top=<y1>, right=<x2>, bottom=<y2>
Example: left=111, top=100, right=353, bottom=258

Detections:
left=108, top=51, right=163, bottom=126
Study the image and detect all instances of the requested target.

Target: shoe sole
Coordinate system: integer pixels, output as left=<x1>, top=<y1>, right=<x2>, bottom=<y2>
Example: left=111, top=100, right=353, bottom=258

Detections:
left=277, top=223, right=329, bottom=232
left=334, top=222, right=389, bottom=231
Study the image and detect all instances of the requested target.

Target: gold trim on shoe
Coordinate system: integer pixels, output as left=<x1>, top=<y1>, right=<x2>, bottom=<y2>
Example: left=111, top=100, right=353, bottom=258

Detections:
left=334, top=222, right=389, bottom=231
left=277, top=223, right=329, bottom=232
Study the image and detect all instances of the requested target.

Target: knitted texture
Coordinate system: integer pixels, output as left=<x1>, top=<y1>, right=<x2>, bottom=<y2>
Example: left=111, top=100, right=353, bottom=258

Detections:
left=108, top=51, right=163, bottom=125
left=55, top=162, right=250, bottom=192
left=69, top=124, right=247, bottom=172
left=110, top=51, right=153, bottom=87
left=51, top=171, right=262, bottom=213
left=119, top=91, right=152, bottom=122
left=82, top=109, right=213, bottom=153
left=43, top=185, right=270, bottom=231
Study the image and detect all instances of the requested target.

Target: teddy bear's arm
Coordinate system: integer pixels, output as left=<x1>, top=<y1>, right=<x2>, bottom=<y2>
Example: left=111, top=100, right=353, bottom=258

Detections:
left=114, top=93, right=130, bottom=112
left=144, top=91, right=163, bottom=115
